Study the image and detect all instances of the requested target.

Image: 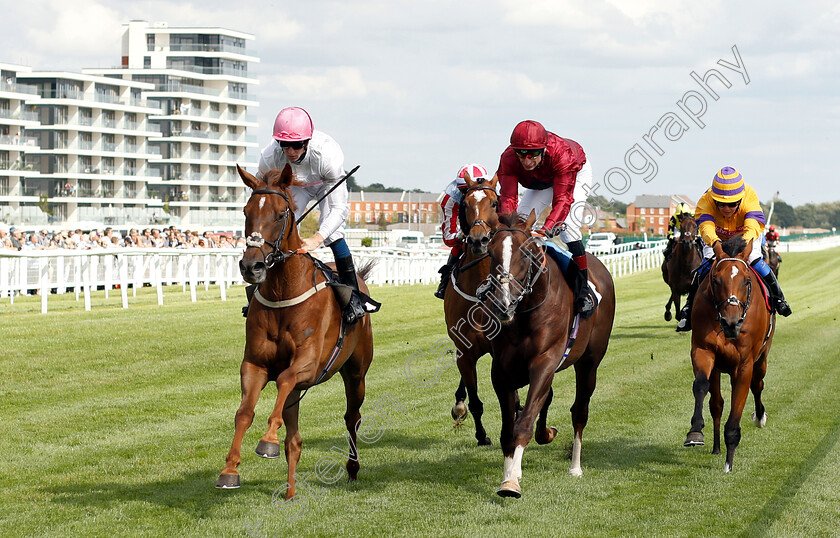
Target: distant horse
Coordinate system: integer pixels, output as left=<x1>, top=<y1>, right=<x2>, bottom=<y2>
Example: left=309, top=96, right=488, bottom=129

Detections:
left=763, top=244, right=781, bottom=276
left=662, top=215, right=702, bottom=322
left=216, top=164, right=375, bottom=496
left=445, top=173, right=500, bottom=446
left=479, top=211, right=616, bottom=498
left=684, top=236, right=775, bottom=473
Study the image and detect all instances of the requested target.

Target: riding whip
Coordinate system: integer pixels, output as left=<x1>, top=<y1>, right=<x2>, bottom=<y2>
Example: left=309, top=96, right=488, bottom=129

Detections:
left=296, top=165, right=361, bottom=224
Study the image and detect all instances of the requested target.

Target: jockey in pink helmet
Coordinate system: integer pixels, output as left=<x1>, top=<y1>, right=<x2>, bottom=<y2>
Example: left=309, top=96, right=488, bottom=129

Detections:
left=434, top=163, right=492, bottom=299
left=244, top=107, right=367, bottom=324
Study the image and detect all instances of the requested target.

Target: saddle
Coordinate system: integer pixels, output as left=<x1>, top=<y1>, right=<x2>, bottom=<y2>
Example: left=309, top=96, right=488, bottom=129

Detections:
left=542, top=241, right=602, bottom=306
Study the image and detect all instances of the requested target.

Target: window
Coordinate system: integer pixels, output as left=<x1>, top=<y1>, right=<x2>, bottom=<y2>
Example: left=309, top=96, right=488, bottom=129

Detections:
left=659, top=208, right=664, bottom=215
left=659, top=217, right=664, bottom=225
left=640, top=208, right=646, bottom=215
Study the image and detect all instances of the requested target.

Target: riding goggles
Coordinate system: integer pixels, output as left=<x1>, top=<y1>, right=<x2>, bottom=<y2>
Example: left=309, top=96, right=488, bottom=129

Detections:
left=279, top=140, right=308, bottom=150
left=514, top=148, right=544, bottom=159
left=715, top=200, right=741, bottom=209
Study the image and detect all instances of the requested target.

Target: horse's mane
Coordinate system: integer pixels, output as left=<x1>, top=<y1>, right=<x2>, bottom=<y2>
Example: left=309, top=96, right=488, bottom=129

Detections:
left=721, top=235, right=747, bottom=257
left=498, top=212, right=526, bottom=227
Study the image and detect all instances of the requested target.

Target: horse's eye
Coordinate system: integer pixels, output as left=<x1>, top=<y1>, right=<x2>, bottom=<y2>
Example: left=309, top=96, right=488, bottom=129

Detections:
left=491, top=201, right=498, bottom=209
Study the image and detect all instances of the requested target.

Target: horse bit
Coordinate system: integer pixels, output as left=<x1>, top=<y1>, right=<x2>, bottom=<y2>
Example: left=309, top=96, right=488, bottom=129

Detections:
left=244, top=189, right=296, bottom=269
left=476, top=227, right=549, bottom=314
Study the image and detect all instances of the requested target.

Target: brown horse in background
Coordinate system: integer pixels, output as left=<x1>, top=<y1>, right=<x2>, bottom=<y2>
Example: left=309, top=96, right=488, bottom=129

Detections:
left=216, top=165, right=375, bottom=496
left=684, top=236, right=774, bottom=473
left=764, top=244, right=781, bottom=276
left=662, top=215, right=702, bottom=322
left=445, top=173, right=500, bottom=446
left=479, top=211, right=615, bottom=498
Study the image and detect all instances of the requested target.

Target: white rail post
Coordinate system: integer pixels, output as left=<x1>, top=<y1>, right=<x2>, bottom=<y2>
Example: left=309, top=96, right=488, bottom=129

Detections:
left=119, top=254, right=129, bottom=309
left=39, top=257, right=49, bottom=314
left=82, top=255, right=92, bottom=311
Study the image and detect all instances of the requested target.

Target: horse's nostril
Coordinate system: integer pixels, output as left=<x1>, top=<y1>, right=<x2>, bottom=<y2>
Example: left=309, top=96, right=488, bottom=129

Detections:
left=481, top=236, right=489, bottom=245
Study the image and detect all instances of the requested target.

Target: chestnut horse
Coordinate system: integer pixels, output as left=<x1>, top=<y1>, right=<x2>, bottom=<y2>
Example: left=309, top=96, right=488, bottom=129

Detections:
left=479, top=211, right=615, bottom=498
left=662, top=215, right=702, bottom=322
left=445, top=173, right=500, bottom=446
left=216, top=165, right=375, bottom=496
left=684, top=236, right=774, bottom=473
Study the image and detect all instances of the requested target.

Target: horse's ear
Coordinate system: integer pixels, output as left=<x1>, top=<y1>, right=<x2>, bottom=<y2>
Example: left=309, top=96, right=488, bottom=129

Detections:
left=237, top=164, right=263, bottom=190
left=268, top=164, right=295, bottom=189
left=488, top=173, right=499, bottom=190
left=463, top=171, right=475, bottom=188
left=713, top=240, right=726, bottom=260
left=525, top=209, right=537, bottom=229
left=741, top=239, right=753, bottom=261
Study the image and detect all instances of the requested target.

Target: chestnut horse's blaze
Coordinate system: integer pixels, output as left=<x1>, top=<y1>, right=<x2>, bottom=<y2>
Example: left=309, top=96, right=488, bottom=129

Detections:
left=216, top=164, right=375, bottom=497
left=685, top=236, right=775, bottom=473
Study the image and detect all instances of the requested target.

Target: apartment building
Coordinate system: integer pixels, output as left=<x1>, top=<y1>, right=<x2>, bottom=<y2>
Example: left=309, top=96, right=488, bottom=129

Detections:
left=0, top=63, right=41, bottom=224
left=626, top=194, right=695, bottom=235
left=1, top=21, right=259, bottom=230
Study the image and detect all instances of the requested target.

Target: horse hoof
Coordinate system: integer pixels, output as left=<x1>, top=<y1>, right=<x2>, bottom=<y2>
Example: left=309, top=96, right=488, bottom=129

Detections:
left=497, top=480, right=521, bottom=498
left=536, top=426, right=558, bottom=445
left=664, top=311, right=672, bottom=322
left=752, top=411, right=767, bottom=428
left=255, top=440, right=281, bottom=459
left=684, top=432, right=705, bottom=447
left=216, top=473, right=241, bottom=489
left=477, top=436, right=492, bottom=447
left=451, top=401, right=468, bottom=422
left=569, top=467, right=583, bottom=478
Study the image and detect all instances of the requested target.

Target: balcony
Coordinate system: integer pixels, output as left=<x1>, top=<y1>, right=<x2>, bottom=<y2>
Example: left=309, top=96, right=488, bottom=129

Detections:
left=168, top=43, right=255, bottom=56
left=0, top=80, right=39, bottom=95
left=0, top=109, right=40, bottom=121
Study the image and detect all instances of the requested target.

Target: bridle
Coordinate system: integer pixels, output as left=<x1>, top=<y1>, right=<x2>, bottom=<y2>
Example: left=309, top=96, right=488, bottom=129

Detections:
left=477, top=227, right=549, bottom=315
left=244, top=189, right=301, bottom=268
left=464, top=185, right=498, bottom=237
left=708, top=257, right=752, bottom=328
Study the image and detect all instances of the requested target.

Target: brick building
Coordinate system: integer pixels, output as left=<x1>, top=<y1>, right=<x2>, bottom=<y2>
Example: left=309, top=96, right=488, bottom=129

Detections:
left=626, top=194, right=695, bottom=235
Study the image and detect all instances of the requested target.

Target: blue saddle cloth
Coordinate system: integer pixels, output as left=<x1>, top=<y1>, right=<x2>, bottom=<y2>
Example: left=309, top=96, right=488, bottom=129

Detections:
left=543, top=241, right=572, bottom=274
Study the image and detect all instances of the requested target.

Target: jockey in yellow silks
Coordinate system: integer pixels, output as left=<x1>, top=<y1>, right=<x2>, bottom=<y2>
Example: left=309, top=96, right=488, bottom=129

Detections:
left=676, top=166, right=792, bottom=332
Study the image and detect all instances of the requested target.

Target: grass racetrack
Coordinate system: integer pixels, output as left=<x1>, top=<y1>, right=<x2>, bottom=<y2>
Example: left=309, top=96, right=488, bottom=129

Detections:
left=1, top=248, right=839, bottom=537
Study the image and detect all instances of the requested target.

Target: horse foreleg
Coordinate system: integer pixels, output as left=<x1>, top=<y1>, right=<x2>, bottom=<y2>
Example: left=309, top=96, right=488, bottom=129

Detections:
left=217, top=362, right=268, bottom=489
left=452, top=377, right=467, bottom=422
left=535, top=387, right=558, bottom=445
left=723, top=364, right=753, bottom=473
left=492, top=363, right=524, bottom=498
left=569, top=359, right=599, bottom=477
left=685, top=349, right=714, bottom=447
left=257, top=369, right=300, bottom=460
left=709, top=369, right=723, bottom=455
left=281, top=389, right=302, bottom=500
left=456, top=351, right=490, bottom=446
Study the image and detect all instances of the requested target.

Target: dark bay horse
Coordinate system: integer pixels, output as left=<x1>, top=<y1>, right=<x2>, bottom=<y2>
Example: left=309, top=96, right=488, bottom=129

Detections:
left=445, top=173, right=500, bottom=446
left=662, top=215, right=702, bottom=322
left=479, top=211, right=615, bottom=498
left=685, top=236, right=774, bottom=473
left=216, top=165, right=375, bottom=496
left=764, top=244, right=781, bottom=276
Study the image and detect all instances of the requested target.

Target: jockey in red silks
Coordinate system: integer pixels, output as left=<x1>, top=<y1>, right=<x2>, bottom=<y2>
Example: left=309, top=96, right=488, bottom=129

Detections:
left=765, top=225, right=780, bottom=247
left=497, top=120, right=597, bottom=317
left=434, top=163, right=491, bottom=299
left=676, top=166, right=792, bottom=332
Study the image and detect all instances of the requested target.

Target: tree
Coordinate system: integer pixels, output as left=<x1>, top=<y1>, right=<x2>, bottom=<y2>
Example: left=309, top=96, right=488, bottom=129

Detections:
left=769, top=200, right=797, bottom=228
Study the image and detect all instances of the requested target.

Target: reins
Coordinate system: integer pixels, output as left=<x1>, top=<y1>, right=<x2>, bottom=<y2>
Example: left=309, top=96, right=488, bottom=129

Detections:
left=703, top=257, right=753, bottom=329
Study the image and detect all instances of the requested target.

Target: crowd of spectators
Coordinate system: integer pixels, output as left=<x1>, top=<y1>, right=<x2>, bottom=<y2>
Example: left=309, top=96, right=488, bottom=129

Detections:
left=1, top=226, right=247, bottom=251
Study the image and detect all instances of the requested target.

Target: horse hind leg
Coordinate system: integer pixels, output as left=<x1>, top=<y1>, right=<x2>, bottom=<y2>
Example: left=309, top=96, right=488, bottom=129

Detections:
left=723, top=371, right=752, bottom=473
left=217, top=362, right=269, bottom=489
left=569, top=360, right=599, bottom=477
left=452, top=377, right=467, bottom=422
left=664, top=294, right=673, bottom=321
left=280, top=390, right=303, bottom=500
left=685, top=369, right=711, bottom=447
left=751, top=355, right=768, bottom=428
left=340, top=367, right=367, bottom=481
left=535, top=387, right=558, bottom=445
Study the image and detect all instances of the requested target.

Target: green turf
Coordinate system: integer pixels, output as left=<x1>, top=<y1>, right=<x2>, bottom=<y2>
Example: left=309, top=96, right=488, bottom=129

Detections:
left=1, top=249, right=838, bottom=537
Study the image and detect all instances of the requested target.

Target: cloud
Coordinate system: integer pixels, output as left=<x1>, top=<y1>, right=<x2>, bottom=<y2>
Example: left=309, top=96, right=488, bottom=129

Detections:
left=266, top=67, right=370, bottom=100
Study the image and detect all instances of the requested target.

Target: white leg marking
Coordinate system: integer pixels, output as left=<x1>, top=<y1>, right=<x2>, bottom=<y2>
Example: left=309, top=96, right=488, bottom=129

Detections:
left=752, top=411, right=767, bottom=428
left=503, top=445, right=525, bottom=483
left=569, top=432, right=583, bottom=477
left=724, top=462, right=732, bottom=473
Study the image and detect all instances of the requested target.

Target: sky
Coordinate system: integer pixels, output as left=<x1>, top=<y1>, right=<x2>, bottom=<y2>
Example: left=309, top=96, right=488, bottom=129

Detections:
left=1, top=0, right=838, bottom=206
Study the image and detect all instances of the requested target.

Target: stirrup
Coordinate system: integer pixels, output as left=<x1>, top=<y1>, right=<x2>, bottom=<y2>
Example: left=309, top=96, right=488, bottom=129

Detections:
left=676, top=315, right=691, bottom=332
left=575, top=291, right=597, bottom=319
left=434, top=280, right=447, bottom=300
left=775, top=300, right=792, bottom=317
left=241, top=304, right=249, bottom=318
left=344, top=293, right=366, bottom=324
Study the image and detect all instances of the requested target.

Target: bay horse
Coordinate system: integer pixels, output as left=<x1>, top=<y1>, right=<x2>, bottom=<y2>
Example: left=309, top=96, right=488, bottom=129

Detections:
left=216, top=164, right=375, bottom=497
left=479, top=211, right=615, bottom=498
left=445, top=173, right=500, bottom=446
left=662, top=215, right=702, bottom=322
left=684, top=236, right=775, bottom=473
left=764, top=244, right=781, bottom=276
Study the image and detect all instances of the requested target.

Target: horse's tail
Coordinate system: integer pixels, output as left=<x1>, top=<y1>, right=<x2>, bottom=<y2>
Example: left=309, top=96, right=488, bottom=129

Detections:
left=358, top=259, right=377, bottom=282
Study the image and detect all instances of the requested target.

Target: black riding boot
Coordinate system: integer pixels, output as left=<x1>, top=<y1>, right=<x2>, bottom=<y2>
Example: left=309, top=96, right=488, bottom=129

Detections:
left=335, top=255, right=367, bottom=324
left=242, top=284, right=257, bottom=318
left=663, top=239, right=675, bottom=260
left=574, top=268, right=597, bottom=318
left=676, top=272, right=701, bottom=332
left=434, top=253, right=457, bottom=300
left=758, top=267, right=792, bottom=317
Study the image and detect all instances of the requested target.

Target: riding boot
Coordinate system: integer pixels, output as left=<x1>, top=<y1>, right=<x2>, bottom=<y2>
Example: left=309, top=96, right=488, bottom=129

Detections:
left=335, top=255, right=367, bottom=324
left=759, top=269, right=792, bottom=317
left=574, top=268, right=597, bottom=318
left=663, top=239, right=675, bottom=260
left=434, top=253, right=457, bottom=300
left=241, top=284, right=257, bottom=318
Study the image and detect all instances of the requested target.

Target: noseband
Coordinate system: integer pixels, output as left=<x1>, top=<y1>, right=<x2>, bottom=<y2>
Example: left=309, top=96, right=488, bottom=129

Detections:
left=709, top=257, right=752, bottom=328
left=245, top=189, right=297, bottom=268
